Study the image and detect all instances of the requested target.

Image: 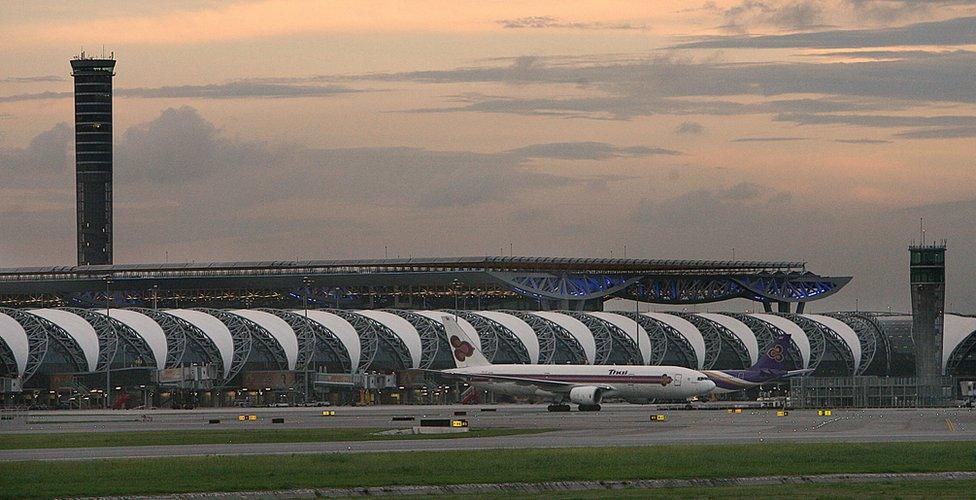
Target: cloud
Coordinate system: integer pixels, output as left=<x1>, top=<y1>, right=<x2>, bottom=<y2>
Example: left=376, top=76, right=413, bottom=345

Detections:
left=675, top=121, right=705, bottom=134
left=776, top=112, right=976, bottom=128
left=0, top=122, right=72, bottom=185
left=731, top=136, right=807, bottom=142
left=834, top=138, right=892, bottom=144
left=507, top=142, right=680, bottom=160
left=720, top=0, right=829, bottom=32
left=894, top=126, right=976, bottom=139
left=378, top=51, right=976, bottom=123
left=0, top=82, right=360, bottom=102
left=674, top=15, right=976, bottom=49
left=118, top=82, right=360, bottom=99
left=0, top=75, right=64, bottom=83
left=496, top=16, right=646, bottom=30
left=803, top=49, right=976, bottom=60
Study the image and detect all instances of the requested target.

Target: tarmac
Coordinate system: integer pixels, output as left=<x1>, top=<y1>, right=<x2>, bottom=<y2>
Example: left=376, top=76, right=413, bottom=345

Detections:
left=0, top=404, right=973, bottom=461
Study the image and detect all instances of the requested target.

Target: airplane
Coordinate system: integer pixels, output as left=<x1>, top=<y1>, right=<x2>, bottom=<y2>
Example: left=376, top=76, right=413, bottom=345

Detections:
left=428, top=315, right=717, bottom=412
left=701, top=331, right=815, bottom=394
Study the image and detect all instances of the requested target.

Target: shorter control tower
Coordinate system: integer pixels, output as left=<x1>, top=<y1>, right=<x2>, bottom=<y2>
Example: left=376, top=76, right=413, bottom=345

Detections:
left=70, top=52, right=116, bottom=266
left=909, top=241, right=947, bottom=405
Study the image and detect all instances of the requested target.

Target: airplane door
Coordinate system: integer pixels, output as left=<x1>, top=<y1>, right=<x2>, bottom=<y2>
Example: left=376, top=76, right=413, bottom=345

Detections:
left=674, top=374, right=682, bottom=387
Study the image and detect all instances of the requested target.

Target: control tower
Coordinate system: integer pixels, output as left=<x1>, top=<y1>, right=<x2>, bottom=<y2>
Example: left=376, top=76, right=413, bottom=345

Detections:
left=909, top=241, right=947, bottom=405
left=70, top=52, right=116, bottom=266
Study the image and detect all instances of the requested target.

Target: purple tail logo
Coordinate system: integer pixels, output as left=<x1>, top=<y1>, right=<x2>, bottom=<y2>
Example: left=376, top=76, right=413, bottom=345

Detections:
left=450, top=335, right=475, bottom=362
left=766, top=344, right=785, bottom=362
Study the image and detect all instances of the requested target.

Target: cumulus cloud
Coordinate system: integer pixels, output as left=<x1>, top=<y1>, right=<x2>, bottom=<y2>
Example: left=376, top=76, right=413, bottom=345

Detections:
left=0, top=122, right=72, bottom=184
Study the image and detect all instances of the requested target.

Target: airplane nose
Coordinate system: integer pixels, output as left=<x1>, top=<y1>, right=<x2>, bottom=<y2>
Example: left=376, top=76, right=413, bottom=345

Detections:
left=701, top=379, right=716, bottom=392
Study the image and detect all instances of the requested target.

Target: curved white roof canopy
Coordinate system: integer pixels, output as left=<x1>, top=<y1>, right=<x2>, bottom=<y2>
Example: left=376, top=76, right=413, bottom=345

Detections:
left=695, top=313, right=759, bottom=365
left=750, top=313, right=811, bottom=369
left=300, top=310, right=360, bottom=372
left=413, top=311, right=482, bottom=351
left=355, top=310, right=422, bottom=368
left=944, top=314, right=976, bottom=373
left=641, top=312, right=706, bottom=369
left=0, top=312, right=29, bottom=377
left=801, top=314, right=862, bottom=373
left=94, top=309, right=168, bottom=368
left=472, top=311, right=540, bottom=364
left=586, top=311, right=651, bottom=365
left=165, top=309, right=235, bottom=377
left=29, top=309, right=99, bottom=372
left=530, top=311, right=597, bottom=364
left=231, top=309, right=298, bottom=370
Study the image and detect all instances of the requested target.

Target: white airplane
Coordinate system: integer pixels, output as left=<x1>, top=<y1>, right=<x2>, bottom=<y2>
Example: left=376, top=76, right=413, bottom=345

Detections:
left=429, top=316, right=716, bottom=412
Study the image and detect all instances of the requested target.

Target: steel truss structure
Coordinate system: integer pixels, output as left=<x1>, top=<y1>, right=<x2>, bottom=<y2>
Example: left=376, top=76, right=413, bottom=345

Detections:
left=133, top=309, right=202, bottom=370
left=65, top=307, right=158, bottom=370
left=500, top=312, right=556, bottom=365
left=623, top=313, right=690, bottom=367
left=0, top=308, right=50, bottom=381
left=193, top=309, right=254, bottom=383
left=828, top=312, right=889, bottom=375
left=60, top=308, right=119, bottom=371
left=445, top=310, right=531, bottom=364
left=676, top=314, right=734, bottom=370
left=504, top=311, right=587, bottom=365
left=788, top=314, right=852, bottom=375
left=0, top=257, right=849, bottom=312
left=681, top=314, right=752, bottom=369
left=202, top=309, right=287, bottom=372
left=329, top=310, right=411, bottom=371
left=382, top=310, right=443, bottom=369
left=731, top=314, right=807, bottom=370
left=563, top=312, right=643, bottom=365
left=264, top=309, right=349, bottom=372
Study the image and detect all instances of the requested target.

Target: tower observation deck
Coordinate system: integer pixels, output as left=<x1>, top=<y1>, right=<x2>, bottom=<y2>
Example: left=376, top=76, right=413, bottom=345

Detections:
left=70, top=53, right=116, bottom=266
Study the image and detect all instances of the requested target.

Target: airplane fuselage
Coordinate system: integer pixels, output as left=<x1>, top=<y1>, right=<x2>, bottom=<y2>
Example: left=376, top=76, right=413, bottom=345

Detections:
left=701, top=369, right=788, bottom=394
left=447, top=364, right=715, bottom=402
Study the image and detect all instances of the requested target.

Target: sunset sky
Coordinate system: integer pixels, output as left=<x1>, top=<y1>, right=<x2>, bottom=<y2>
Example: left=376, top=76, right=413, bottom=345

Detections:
left=1, top=1, right=974, bottom=312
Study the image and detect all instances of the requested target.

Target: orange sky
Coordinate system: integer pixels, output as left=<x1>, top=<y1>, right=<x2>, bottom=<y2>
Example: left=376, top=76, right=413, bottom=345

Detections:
left=1, top=1, right=975, bottom=311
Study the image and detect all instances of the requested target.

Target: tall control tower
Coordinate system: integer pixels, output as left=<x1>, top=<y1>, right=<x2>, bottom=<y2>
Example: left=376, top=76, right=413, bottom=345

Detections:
left=909, top=241, right=947, bottom=405
left=70, top=52, right=116, bottom=266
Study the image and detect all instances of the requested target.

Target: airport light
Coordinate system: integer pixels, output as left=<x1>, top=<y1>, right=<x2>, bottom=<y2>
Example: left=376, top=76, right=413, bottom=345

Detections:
left=104, top=276, right=112, bottom=409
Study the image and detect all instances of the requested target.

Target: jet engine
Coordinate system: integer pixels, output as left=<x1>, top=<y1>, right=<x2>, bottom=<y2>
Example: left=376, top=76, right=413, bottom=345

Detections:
left=569, top=386, right=604, bottom=405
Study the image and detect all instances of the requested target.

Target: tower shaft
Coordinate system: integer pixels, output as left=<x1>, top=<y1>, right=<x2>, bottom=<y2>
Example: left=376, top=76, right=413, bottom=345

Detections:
left=70, top=54, right=116, bottom=266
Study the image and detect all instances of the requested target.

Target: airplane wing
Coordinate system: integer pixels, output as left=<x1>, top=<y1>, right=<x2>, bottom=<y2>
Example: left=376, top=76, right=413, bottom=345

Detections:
left=419, top=369, right=614, bottom=393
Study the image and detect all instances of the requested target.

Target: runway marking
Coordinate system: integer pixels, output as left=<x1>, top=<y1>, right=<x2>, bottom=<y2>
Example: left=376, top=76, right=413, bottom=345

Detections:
left=945, top=418, right=956, bottom=432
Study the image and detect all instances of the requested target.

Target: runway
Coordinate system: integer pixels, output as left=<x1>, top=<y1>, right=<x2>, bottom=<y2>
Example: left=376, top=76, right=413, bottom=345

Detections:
left=0, top=405, right=973, bottom=461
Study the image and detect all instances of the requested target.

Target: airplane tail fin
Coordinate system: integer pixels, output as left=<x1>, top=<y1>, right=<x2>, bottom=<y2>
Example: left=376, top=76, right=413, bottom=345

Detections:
left=750, top=331, right=792, bottom=372
left=442, top=315, right=491, bottom=368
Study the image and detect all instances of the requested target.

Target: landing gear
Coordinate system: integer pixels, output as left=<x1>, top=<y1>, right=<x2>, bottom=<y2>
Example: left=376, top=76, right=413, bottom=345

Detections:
left=577, top=404, right=602, bottom=412
left=547, top=403, right=571, bottom=412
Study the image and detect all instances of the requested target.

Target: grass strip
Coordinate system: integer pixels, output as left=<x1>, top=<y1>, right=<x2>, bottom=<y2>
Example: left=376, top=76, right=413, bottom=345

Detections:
left=0, top=427, right=542, bottom=450
left=1, top=442, right=975, bottom=498
left=461, top=479, right=976, bottom=499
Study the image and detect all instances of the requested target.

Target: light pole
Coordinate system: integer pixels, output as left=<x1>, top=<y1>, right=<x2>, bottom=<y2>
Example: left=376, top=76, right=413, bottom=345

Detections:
left=451, top=279, right=462, bottom=317
left=151, top=284, right=159, bottom=310
left=301, top=276, right=312, bottom=403
left=104, top=277, right=112, bottom=409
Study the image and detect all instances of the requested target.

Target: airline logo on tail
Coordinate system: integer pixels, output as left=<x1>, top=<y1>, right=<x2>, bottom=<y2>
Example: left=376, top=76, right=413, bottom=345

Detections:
left=451, top=335, right=476, bottom=362
left=766, top=343, right=785, bottom=363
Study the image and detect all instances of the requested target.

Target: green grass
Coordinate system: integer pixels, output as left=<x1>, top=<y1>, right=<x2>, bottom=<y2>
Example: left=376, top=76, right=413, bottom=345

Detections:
left=0, top=427, right=543, bottom=450
left=1, top=442, right=975, bottom=498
